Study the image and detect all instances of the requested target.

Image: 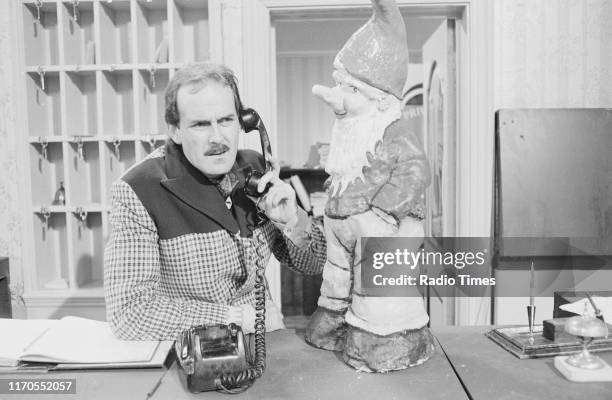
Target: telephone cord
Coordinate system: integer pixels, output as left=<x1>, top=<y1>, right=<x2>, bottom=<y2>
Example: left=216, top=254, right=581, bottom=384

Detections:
left=217, top=238, right=267, bottom=394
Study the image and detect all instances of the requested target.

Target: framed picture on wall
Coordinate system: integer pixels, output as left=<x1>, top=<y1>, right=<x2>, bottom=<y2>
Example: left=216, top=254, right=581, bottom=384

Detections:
left=494, top=108, right=612, bottom=269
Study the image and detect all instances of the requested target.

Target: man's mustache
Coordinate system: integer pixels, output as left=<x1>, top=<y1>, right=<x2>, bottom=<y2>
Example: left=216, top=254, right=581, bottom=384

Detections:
left=205, top=144, right=230, bottom=156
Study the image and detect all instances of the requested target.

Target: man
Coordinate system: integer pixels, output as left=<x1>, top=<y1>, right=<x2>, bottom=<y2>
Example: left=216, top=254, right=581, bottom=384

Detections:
left=304, top=0, right=434, bottom=372
left=104, top=63, right=325, bottom=340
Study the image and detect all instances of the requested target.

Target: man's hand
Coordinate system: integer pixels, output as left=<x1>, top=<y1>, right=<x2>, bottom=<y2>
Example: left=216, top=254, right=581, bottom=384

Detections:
left=226, top=304, right=256, bottom=334
left=251, top=158, right=298, bottom=227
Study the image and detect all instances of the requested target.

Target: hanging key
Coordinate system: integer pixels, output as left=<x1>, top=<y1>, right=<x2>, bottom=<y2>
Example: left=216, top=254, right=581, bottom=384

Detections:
left=113, top=138, right=121, bottom=162
left=39, top=136, right=48, bottom=161
left=37, top=66, right=45, bottom=92
left=149, top=65, right=156, bottom=89
left=41, top=207, right=51, bottom=240
left=35, top=0, right=43, bottom=23
left=72, top=0, right=79, bottom=23
left=148, top=135, right=157, bottom=153
left=76, top=207, right=88, bottom=239
left=75, top=136, right=84, bottom=161
left=79, top=208, right=88, bottom=228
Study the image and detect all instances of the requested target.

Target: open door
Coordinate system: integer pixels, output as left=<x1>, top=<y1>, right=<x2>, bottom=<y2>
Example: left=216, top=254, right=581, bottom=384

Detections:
left=422, top=19, right=457, bottom=327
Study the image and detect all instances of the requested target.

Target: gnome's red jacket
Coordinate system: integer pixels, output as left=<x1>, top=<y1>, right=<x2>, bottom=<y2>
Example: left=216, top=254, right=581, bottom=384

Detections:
left=325, top=118, right=430, bottom=222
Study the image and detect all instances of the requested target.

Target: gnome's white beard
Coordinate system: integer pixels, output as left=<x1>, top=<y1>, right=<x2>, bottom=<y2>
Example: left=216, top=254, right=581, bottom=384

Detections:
left=326, top=100, right=401, bottom=196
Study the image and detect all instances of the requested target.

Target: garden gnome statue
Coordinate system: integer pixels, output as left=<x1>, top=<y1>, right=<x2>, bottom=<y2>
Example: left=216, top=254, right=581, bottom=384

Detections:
left=304, top=0, right=435, bottom=372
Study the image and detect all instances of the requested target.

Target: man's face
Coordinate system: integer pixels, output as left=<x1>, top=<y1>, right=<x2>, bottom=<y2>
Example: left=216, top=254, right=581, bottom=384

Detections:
left=169, top=81, right=240, bottom=179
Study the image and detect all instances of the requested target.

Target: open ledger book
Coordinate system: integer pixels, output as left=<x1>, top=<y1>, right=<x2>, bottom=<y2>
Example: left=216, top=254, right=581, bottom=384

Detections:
left=0, top=317, right=174, bottom=370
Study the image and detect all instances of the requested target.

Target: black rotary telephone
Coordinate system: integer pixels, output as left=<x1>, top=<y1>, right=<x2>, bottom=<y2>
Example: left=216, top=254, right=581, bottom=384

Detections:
left=175, top=108, right=272, bottom=394
left=239, top=108, right=273, bottom=197
left=175, top=263, right=267, bottom=394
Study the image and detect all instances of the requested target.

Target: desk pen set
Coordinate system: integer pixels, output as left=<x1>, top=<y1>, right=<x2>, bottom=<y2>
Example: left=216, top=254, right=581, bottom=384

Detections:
left=486, top=262, right=612, bottom=381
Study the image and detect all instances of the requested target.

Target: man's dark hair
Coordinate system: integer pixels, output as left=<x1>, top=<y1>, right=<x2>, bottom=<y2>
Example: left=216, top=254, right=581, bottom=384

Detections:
left=164, top=62, right=244, bottom=128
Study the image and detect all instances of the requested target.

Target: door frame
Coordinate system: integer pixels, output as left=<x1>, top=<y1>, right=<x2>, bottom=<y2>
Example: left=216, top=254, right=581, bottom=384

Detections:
left=213, top=0, right=494, bottom=324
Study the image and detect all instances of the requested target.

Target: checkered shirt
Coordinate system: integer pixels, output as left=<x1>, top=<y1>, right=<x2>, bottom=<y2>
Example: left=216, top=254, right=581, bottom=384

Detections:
left=104, top=158, right=326, bottom=340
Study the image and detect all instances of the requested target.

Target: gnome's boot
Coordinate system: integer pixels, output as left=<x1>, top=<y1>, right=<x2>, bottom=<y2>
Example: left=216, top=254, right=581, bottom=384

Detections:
left=304, top=216, right=355, bottom=351
left=343, top=324, right=436, bottom=372
left=343, top=286, right=433, bottom=371
left=304, top=306, right=347, bottom=351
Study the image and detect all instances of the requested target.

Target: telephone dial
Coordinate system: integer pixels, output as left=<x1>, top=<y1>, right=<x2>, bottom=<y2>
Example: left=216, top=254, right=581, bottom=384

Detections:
left=175, top=108, right=271, bottom=394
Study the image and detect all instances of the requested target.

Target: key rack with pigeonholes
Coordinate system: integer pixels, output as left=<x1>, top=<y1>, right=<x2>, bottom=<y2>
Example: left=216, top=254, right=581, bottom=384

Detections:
left=20, top=0, right=211, bottom=296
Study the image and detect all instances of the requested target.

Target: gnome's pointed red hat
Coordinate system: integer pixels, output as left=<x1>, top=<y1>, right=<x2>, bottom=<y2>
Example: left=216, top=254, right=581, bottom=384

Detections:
left=335, top=0, right=408, bottom=99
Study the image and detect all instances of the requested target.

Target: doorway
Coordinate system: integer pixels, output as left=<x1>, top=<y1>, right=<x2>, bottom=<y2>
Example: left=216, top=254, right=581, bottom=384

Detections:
left=271, top=6, right=460, bottom=327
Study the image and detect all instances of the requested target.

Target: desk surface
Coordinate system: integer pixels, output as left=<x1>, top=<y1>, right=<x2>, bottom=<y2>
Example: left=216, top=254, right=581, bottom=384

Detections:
left=434, top=326, right=612, bottom=400
left=1, top=329, right=466, bottom=400
left=1, top=367, right=164, bottom=400
left=154, top=329, right=466, bottom=400
left=5, top=326, right=611, bottom=400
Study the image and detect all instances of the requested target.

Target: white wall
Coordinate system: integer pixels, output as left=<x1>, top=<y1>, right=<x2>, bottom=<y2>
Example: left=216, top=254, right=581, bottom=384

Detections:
left=494, top=0, right=612, bottom=109
left=0, top=1, right=25, bottom=310
left=275, top=16, right=441, bottom=57
left=276, top=54, right=335, bottom=168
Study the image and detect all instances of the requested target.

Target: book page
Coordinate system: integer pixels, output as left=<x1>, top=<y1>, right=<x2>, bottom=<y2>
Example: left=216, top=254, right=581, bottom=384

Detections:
left=560, top=296, right=612, bottom=322
left=51, top=340, right=175, bottom=370
left=0, top=319, right=58, bottom=366
left=21, top=316, right=162, bottom=364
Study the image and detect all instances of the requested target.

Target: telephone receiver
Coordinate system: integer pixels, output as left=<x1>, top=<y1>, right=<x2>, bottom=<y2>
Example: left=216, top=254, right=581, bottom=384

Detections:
left=240, top=108, right=273, bottom=197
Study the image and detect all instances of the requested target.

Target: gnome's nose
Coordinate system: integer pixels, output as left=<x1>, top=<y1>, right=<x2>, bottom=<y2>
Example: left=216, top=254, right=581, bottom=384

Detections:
left=312, top=84, right=346, bottom=117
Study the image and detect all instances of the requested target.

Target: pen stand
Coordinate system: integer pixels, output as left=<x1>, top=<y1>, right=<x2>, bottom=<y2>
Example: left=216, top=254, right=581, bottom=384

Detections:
left=527, top=305, right=536, bottom=344
left=554, top=314, right=612, bottom=382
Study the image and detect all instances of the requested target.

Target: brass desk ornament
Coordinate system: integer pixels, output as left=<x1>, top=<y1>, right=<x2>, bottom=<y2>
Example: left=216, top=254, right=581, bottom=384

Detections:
left=554, top=302, right=612, bottom=381
left=564, top=316, right=608, bottom=369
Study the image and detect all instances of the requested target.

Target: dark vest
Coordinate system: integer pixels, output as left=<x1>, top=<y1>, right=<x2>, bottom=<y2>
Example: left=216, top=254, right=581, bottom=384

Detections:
left=122, top=140, right=266, bottom=239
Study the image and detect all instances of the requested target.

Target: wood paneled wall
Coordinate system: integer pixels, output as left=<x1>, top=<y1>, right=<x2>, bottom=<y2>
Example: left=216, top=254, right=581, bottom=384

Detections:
left=0, top=1, right=24, bottom=296
left=494, top=0, right=612, bottom=108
